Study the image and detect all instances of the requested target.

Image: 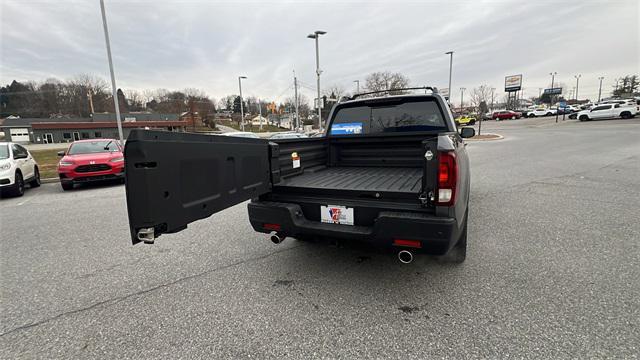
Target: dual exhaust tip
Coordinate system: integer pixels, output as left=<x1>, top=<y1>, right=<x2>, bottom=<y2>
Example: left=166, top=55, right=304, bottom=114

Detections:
left=269, top=232, right=414, bottom=264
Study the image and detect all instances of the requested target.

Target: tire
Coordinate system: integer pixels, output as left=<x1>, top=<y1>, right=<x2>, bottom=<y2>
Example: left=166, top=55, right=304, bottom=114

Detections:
left=61, top=182, right=74, bottom=191
left=10, top=172, right=25, bottom=197
left=579, top=115, right=589, bottom=121
left=546, top=112, right=552, bottom=116
left=621, top=112, right=631, bottom=119
left=30, top=167, right=41, bottom=188
left=469, top=120, right=476, bottom=125
left=438, top=210, right=468, bottom=263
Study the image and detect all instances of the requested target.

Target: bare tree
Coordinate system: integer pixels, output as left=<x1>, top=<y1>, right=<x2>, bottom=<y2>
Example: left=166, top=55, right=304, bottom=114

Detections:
left=364, top=71, right=410, bottom=96
left=323, top=84, right=346, bottom=100
left=469, top=85, right=492, bottom=113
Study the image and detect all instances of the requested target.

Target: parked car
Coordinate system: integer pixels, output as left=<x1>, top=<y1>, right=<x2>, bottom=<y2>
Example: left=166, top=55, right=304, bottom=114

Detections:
left=269, top=132, right=309, bottom=140
left=576, top=103, right=637, bottom=121
left=57, top=139, right=125, bottom=191
left=526, top=108, right=556, bottom=117
left=124, top=90, right=474, bottom=263
left=492, top=110, right=522, bottom=120
left=455, top=115, right=477, bottom=126
left=221, top=131, right=260, bottom=138
left=0, top=142, right=41, bottom=197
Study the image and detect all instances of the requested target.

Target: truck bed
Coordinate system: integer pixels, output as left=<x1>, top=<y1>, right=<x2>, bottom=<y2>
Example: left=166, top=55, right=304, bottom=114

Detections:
left=278, top=166, right=423, bottom=193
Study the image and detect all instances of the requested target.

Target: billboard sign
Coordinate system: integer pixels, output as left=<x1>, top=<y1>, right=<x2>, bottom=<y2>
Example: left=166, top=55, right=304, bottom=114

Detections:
left=505, top=74, right=523, bottom=92
left=543, top=87, right=563, bottom=95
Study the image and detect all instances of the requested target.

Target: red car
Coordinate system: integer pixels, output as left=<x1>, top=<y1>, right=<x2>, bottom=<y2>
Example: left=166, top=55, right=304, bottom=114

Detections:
left=492, top=110, right=522, bottom=120
left=57, top=139, right=125, bottom=190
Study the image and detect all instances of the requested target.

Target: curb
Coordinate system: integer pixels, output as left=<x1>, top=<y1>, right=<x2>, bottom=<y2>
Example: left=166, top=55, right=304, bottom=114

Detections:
left=41, top=178, right=60, bottom=184
left=465, top=133, right=504, bottom=142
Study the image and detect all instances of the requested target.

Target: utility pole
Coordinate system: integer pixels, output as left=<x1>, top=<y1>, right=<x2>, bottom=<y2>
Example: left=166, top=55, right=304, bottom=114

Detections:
left=293, top=71, right=300, bottom=132
left=445, top=51, right=454, bottom=103
left=354, top=80, right=360, bottom=94
left=574, top=74, right=581, bottom=100
left=550, top=72, right=557, bottom=123
left=460, top=87, right=466, bottom=112
left=258, top=98, right=263, bottom=131
left=597, top=76, right=604, bottom=103
left=490, top=87, right=495, bottom=111
left=307, top=30, right=326, bottom=132
left=99, top=0, right=124, bottom=146
left=238, top=76, right=247, bottom=131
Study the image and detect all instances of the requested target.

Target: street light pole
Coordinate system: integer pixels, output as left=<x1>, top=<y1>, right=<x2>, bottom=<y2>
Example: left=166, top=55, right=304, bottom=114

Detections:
left=445, top=51, right=454, bottom=102
left=307, top=30, right=326, bottom=132
left=460, top=87, right=466, bottom=112
left=354, top=80, right=360, bottom=94
left=238, top=76, right=247, bottom=131
left=574, top=74, right=581, bottom=100
left=550, top=72, right=557, bottom=123
left=490, top=87, right=495, bottom=111
left=99, top=0, right=124, bottom=147
left=598, top=76, right=604, bottom=103
left=293, top=70, right=300, bottom=131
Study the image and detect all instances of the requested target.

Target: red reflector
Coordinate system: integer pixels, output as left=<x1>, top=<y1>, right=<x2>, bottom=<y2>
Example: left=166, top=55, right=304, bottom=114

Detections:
left=263, top=223, right=281, bottom=231
left=393, top=239, right=422, bottom=248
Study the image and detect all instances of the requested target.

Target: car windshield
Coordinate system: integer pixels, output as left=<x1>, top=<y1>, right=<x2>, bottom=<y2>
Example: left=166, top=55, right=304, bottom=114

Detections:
left=330, top=98, right=446, bottom=135
left=67, top=141, right=119, bottom=155
left=0, top=145, right=9, bottom=159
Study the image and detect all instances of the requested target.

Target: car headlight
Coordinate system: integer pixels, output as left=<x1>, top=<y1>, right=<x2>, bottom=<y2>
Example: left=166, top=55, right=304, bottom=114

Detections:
left=110, top=157, right=124, bottom=163
left=0, top=163, right=11, bottom=171
left=59, top=160, right=74, bottom=166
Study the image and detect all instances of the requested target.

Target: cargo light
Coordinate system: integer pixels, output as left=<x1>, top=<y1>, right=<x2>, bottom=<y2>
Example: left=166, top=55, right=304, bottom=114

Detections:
left=393, top=239, right=422, bottom=248
left=263, top=223, right=281, bottom=231
left=437, top=151, right=458, bottom=206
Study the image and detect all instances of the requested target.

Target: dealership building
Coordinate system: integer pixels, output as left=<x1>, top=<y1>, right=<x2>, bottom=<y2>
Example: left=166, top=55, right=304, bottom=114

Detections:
left=0, top=113, right=187, bottom=144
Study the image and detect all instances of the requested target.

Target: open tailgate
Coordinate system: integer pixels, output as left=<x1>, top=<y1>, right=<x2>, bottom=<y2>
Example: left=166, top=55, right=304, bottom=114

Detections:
left=124, top=130, right=271, bottom=244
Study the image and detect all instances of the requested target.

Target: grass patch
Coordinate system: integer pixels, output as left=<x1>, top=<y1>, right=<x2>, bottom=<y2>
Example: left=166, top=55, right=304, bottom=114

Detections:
left=30, top=149, right=61, bottom=179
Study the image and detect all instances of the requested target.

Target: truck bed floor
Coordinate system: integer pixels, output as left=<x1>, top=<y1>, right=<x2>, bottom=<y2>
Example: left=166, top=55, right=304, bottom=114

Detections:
left=279, top=167, right=422, bottom=193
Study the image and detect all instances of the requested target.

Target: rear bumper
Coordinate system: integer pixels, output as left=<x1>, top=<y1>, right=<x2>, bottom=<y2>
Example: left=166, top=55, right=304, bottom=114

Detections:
left=248, top=201, right=459, bottom=255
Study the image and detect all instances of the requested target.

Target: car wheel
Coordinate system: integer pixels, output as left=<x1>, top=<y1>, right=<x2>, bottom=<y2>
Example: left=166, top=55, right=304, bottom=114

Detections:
left=438, top=209, right=467, bottom=264
left=579, top=115, right=589, bottom=121
left=469, top=120, right=476, bottom=125
left=30, top=167, right=41, bottom=188
left=621, top=112, right=631, bottom=119
left=11, top=172, right=25, bottom=197
left=61, top=182, right=74, bottom=191
left=546, top=112, right=552, bottom=116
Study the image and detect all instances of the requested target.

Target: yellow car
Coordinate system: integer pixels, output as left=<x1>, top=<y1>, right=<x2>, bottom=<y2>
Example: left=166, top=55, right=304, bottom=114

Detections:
left=455, top=115, right=477, bottom=126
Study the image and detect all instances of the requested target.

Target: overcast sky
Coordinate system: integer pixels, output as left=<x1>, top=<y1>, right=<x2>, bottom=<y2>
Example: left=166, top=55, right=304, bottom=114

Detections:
left=1, top=0, right=638, bottom=105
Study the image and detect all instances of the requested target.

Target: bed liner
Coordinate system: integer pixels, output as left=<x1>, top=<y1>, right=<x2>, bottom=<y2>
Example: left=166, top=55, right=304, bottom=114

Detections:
left=278, top=166, right=422, bottom=193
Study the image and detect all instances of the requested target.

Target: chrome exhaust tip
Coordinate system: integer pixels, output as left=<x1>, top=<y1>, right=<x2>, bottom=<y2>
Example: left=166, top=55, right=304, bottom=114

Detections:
left=398, top=250, right=413, bottom=264
left=270, top=233, right=285, bottom=244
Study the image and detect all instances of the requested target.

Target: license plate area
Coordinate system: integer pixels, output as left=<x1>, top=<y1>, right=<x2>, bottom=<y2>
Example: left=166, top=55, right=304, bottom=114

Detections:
left=320, top=205, right=354, bottom=225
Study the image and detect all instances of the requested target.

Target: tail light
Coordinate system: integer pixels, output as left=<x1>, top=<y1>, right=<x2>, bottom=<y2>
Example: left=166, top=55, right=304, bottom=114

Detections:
left=437, top=151, right=458, bottom=206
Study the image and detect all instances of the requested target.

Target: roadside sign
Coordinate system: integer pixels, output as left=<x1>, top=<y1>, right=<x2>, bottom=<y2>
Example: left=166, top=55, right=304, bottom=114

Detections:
left=505, top=74, right=522, bottom=92
left=544, top=87, right=563, bottom=95
left=559, top=101, right=567, bottom=108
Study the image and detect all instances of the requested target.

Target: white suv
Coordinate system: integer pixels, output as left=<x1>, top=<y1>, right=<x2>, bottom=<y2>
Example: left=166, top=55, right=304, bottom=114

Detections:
left=0, top=142, right=41, bottom=197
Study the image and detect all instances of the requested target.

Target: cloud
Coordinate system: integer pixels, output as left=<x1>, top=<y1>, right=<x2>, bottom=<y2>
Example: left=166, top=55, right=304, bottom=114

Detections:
left=1, top=0, right=638, bottom=103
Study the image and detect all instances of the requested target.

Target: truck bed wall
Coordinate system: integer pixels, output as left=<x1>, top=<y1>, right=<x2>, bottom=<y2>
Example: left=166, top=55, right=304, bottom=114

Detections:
left=270, top=134, right=433, bottom=185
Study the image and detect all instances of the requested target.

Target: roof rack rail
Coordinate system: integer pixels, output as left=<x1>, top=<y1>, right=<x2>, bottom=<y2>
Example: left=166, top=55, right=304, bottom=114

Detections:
left=349, top=86, right=438, bottom=100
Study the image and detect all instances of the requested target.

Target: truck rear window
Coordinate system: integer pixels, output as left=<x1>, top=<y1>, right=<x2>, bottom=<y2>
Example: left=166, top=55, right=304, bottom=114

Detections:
left=329, top=99, right=447, bottom=135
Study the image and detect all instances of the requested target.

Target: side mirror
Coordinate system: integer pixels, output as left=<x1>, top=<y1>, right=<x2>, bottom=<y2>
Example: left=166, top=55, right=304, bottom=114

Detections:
left=57, top=151, right=65, bottom=157
left=460, top=127, right=475, bottom=138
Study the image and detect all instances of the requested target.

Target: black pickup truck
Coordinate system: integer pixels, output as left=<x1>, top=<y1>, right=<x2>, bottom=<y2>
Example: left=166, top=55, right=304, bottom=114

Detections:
left=124, top=88, right=474, bottom=263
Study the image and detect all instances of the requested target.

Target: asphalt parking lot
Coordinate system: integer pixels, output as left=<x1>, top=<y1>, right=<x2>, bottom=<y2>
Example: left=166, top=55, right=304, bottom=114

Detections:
left=1, top=117, right=639, bottom=358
